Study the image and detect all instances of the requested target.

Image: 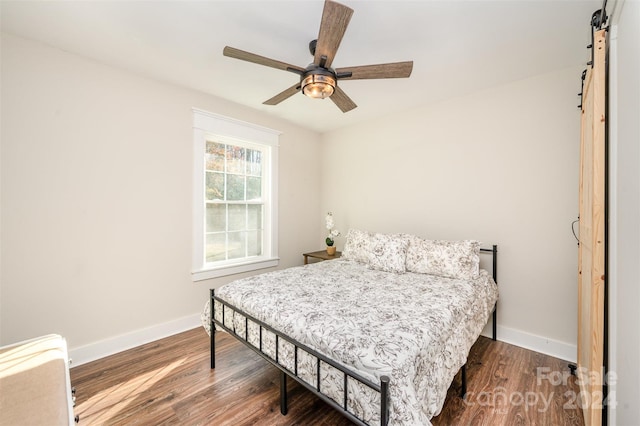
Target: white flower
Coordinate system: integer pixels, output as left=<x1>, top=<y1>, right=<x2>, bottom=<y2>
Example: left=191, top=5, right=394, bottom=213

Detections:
left=324, top=211, right=340, bottom=245
left=325, top=212, right=334, bottom=230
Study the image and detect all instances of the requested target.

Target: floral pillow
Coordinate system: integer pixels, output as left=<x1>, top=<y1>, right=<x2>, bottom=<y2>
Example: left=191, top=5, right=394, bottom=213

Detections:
left=341, top=229, right=372, bottom=263
left=368, top=233, right=409, bottom=274
left=406, top=237, right=480, bottom=280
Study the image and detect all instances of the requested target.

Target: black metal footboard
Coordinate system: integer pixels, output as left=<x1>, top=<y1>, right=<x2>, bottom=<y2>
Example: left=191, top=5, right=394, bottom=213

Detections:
left=210, top=291, right=390, bottom=426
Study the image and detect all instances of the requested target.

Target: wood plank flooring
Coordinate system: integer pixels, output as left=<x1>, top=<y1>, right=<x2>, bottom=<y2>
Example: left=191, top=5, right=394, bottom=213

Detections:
left=70, top=328, right=584, bottom=425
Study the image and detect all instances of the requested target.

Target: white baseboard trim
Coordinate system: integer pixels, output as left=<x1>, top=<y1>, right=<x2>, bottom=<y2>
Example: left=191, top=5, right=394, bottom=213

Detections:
left=68, top=314, right=576, bottom=368
left=482, top=325, right=577, bottom=363
left=69, top=313, right=202, bottom=367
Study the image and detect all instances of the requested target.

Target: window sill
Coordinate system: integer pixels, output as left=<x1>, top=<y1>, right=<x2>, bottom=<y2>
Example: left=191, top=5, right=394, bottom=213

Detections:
left=192, top=257, right=279, bottom=281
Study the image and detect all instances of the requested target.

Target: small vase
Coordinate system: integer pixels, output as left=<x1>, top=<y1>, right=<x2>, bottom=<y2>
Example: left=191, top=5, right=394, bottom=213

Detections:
left=326, top=246, right=336, bottom=255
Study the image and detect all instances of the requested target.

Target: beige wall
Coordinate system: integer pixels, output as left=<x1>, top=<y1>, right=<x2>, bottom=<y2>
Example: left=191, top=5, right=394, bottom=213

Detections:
left=609, top=0, right=640, bottom=423
left=320, top=66, right=582, bottom=356
left=0, top=34, right=322, bottom=351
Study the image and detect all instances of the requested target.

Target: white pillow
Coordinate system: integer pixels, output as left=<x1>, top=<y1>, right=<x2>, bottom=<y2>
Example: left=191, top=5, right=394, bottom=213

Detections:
left=406, top=236, right=480, bottom=280
left=341, top=229, right=373, bottom=263
left=368, top=233, right=409, bottom=274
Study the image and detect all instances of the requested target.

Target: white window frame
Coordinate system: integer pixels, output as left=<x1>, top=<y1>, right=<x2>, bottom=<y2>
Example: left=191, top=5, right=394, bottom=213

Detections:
left=192, top=109, right=280, bottom=281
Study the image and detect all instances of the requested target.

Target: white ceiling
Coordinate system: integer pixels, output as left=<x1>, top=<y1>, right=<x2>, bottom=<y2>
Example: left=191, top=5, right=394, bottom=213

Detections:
left=1, top=0, right=600, bottom=133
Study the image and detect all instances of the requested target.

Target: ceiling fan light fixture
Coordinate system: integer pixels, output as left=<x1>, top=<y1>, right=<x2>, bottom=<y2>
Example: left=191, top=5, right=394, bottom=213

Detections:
left=302, top=74, right=335, bottom=99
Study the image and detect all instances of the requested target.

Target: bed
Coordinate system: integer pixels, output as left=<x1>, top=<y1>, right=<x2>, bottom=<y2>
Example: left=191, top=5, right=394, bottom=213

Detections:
left=204, top=231, right=498, bottom=425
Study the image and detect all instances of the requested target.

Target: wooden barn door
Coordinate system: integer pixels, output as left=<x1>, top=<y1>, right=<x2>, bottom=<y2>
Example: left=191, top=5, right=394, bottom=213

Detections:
left=577, top=28, right=607, bottom=426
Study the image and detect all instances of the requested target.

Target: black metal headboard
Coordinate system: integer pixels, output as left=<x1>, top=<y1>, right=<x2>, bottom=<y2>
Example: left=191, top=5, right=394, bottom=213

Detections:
left=480, top=244, right=498, bottom=284
left=480, top=245, right=498, bottom=340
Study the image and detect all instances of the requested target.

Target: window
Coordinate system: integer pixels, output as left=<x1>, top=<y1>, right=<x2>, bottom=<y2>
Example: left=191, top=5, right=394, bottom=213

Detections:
left=192, top=109, right=279, bottom=280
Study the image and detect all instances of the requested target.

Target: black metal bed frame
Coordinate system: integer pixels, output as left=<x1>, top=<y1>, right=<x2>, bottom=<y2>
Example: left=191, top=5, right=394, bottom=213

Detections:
left=210, top=244, right=498, bottom=426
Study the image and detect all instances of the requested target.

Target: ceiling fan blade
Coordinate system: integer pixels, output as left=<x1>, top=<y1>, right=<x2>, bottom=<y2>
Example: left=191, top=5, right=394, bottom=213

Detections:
left=336, top=61, right=414, bottom=80
left=314, top=0, right=353, bottom=68
left=224, top=46, right=305, bottom=74
left=263, top=83, right=302, bottom=106
left=330, top=86, right=357, bottom=113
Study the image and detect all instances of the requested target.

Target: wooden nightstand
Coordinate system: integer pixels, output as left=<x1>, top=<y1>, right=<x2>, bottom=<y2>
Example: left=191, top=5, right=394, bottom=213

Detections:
left=303, top=250, right=342, bottom=264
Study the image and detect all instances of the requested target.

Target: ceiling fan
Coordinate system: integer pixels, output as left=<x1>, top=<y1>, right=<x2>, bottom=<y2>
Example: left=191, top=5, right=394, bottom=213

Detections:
left=223, top=0, right=413, bottom=113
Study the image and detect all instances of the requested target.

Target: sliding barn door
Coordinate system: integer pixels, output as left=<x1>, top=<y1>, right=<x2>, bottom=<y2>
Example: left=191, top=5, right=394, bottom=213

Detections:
left=577, top=28, right=607, bottom=426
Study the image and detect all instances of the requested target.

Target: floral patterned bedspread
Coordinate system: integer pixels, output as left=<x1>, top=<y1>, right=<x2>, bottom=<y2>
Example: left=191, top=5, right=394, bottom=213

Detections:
left=204, top=259, right=498, bottom=425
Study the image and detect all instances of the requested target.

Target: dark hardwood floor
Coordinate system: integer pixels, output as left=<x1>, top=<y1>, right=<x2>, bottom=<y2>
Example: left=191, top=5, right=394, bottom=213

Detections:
left=70, top=328, right=584, bottom=425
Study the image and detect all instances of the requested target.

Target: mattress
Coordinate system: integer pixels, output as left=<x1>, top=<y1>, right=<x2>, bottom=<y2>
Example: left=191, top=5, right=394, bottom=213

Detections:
left=204, top=258, right=498, bottom=425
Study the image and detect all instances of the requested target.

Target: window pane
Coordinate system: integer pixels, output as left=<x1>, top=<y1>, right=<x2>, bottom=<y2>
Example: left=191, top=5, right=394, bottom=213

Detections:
left=247, top=230, right=262, bottom=256
left=205, top=141, right=225, bottom=171
left=247, top=204, right=262, bottom=230
left=246, top=149, right=262, bottom=176
left=227, top=231, right=246, bottom=260
left=206, top=233, right=226, bottom=262
left=226, top=145, right=245, bottom=175
left=228, top=204, right=246, bottom=231
left=227, top=175, right=245, bottom=201
left=205, top=172, right=224, bottom=201
left=194, top=110, right=278, bottom=277
left=206, top=204, right=226, bottom=232
left=246, top=177, right=261, bottom=201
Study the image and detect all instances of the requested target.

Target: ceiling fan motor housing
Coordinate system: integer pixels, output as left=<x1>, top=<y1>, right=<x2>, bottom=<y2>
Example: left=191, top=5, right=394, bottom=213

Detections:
left=309, top=39, right=318, bottom=56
